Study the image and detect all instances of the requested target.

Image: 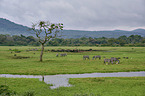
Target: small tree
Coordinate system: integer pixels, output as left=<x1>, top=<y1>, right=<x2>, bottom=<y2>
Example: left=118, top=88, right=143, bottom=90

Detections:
left=31, top=21, right=63, bottom=61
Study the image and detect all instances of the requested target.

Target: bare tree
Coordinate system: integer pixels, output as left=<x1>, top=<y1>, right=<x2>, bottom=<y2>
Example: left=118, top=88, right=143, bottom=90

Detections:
left=31, top=21, right=63, bottom=61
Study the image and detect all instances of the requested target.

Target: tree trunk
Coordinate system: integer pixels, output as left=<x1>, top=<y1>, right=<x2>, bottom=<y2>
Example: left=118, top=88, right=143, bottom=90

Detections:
left=40, top=44, right=44, bottom=62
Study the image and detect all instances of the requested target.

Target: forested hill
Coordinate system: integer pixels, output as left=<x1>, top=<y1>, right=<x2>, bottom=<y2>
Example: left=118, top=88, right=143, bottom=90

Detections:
left=0, top=18, right=145, bottom=38
left=62, top=29, right=145, bottom=38
left=0, top=18, right=34, bottom=36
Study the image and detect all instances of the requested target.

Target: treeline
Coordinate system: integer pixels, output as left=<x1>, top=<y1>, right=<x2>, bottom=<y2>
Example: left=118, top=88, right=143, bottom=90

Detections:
left=0, top=34, right=145, bottom=46
left=47, top=35, right=145, bottom=47
left=0, top=34, right=40, bottom=46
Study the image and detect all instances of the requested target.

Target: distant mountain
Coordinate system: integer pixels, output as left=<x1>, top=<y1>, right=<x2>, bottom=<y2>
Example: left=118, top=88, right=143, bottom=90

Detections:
left=62, top=29, right=145, bottom=38
left=0, top=18, right=145, bottom=38
left=133, top=28, right=145, bottom=33
left=0, top=18, right=33, bottom=36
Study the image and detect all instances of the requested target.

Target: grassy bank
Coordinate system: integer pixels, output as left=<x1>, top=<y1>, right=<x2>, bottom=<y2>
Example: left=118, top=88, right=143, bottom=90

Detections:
left=0, top=46, right=145, bottom=75
left=0, top=77, right=145, bottom=96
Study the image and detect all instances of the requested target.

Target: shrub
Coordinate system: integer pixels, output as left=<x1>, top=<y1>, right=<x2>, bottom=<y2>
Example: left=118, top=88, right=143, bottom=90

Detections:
left=0, top=85, right=16, bottom=96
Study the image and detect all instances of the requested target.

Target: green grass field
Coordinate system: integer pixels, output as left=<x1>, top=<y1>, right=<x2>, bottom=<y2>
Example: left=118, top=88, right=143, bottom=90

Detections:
left=0, top=46, right=145, bottom=96
left=0, top=77, right=145, bottom=96
left=0, top=46, right=145, bottom=75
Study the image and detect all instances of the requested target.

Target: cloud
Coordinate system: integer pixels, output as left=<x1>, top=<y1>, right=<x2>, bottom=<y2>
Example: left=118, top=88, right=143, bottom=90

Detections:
left=0, top=0, right=145, bottom=30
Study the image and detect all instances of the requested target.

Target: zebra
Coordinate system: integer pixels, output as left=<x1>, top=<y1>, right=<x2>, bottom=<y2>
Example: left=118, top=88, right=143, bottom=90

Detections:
left=92, top=55, right=101, bottom=60
left=104, top=57, right=120, bottom=65
left=60, top=53, right=67, bottom=57
left=110, top=57, right=120, bottom=64
left=83, top=55, right=90, bottom=60
left=104, top=59, right=112, bottom=65
left=56, top=53, right=59, bottom=57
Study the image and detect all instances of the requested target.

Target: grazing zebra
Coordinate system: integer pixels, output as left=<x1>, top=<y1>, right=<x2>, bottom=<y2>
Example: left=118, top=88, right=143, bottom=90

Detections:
left=104, top=57, right=120, bottom=65
left=104, top=59, right=112, bottom=65
left=60, top=53, right=67, bottom=57
left=83, top=55, right=90, bottom=60
left=56, top=53, right=59, bottom=57
left=92, top=55, right=101, bottom=60
left=110, top=57, right=120, bottom=64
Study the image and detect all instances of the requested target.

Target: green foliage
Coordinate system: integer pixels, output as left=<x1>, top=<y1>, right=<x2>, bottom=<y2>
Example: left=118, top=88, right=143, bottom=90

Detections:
left=31, top=21, right=63, bottom=44
left=47, top=35, right=145, bottom=46
left=0, top=34, right=144, bottom=46
left=23, top=91, right=35, bottom=96
left=0, top=34, right=40, bottom=46
left=0, top=85, right=16, bottom=96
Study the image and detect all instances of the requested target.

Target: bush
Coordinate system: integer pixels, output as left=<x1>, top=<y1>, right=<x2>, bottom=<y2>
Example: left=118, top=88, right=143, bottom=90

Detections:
left=23, top=91, right=35, bottom=96
left=0, top=85, right=16, bottom=96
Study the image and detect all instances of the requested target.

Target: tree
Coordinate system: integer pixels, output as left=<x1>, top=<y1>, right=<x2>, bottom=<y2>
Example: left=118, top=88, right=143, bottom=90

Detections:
left=0, top=34, right=7, bottom=44
left=31, top=21, right=63, bottom=61
left=141, top=38, right=145, bottom=43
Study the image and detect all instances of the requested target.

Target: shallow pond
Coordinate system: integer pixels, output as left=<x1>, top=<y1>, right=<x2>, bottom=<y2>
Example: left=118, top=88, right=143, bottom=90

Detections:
left=0, top=71, right=145, bottom=89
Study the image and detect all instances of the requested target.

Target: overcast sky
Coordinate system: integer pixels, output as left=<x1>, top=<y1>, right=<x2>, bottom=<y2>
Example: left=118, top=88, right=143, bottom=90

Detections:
left=0, top=0, right=145, bottom=31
